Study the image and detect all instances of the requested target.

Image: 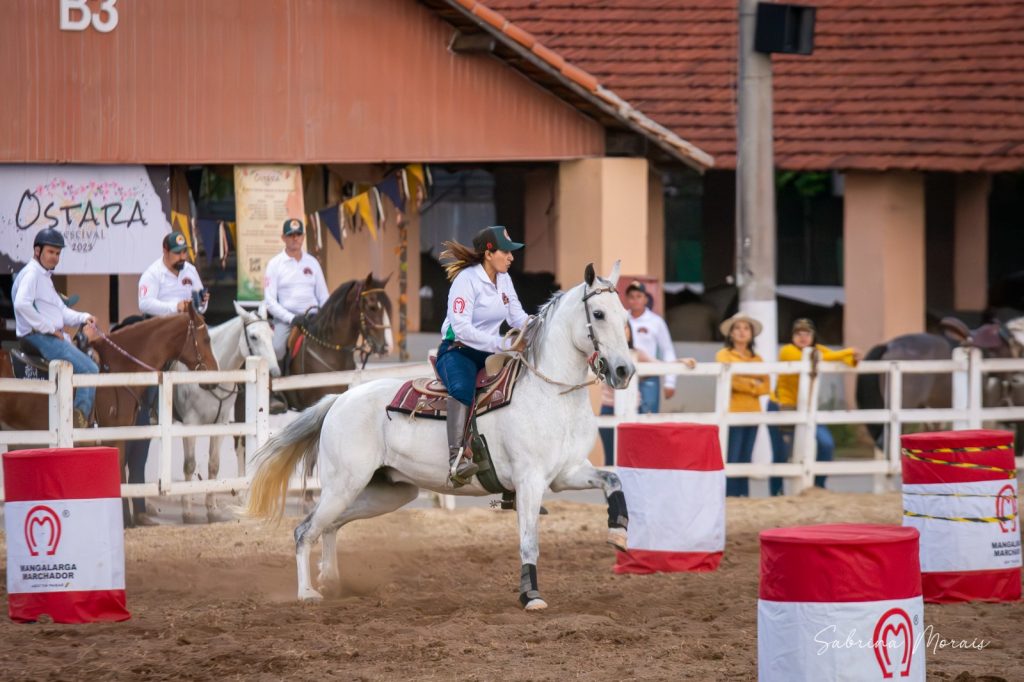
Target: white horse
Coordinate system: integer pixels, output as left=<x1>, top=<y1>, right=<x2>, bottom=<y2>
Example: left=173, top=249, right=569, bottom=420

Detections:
left=175, top=301, right=281, bottom=523
left=246, top=262, right=635, bottom=610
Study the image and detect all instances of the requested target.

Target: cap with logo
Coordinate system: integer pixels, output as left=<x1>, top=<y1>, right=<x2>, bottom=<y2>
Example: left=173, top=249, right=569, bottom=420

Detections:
left=472, top=225, right=523, bottom=253
left=792, top=318, right=816, bottom=334
left=163, top=231, right=189, bottom=254
left=625, top=280, right=647, bottom=295
left=282, top=218, right=304, bottom=236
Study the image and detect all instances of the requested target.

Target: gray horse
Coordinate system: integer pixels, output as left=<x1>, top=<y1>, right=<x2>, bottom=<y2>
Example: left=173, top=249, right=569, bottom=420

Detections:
left=856, top=317, right=1024, bottom=445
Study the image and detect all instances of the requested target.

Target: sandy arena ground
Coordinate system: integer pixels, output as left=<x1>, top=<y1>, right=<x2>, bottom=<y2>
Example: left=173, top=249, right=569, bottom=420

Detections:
left=0, top=489, right=1021, bottom=681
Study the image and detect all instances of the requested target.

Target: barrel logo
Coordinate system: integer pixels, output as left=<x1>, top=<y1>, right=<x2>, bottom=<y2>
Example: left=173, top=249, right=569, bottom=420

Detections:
left=996, top=484, right=1018, bottom=534
left=24, top=505, right=62, bottom=557
left=873, top=607, right=914, bottom=678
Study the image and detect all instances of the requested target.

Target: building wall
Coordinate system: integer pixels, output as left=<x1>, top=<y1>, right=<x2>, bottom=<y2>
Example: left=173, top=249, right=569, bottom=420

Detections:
left=0, top=0, right=604, bottom=164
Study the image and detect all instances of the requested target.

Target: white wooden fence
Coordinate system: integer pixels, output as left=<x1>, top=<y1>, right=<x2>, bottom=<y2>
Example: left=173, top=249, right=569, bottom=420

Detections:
left=1, top=347, right=1022, bottom=503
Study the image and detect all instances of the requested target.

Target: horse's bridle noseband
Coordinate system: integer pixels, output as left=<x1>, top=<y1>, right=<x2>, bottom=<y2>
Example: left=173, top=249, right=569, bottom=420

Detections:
left=581, top=283, right=618, bottom=382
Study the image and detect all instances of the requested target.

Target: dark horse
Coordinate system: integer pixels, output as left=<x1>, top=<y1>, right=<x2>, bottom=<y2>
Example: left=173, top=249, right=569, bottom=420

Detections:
left=278, top=273, right=393, bottom=411
left=855, top=316, right=1024, bottom=446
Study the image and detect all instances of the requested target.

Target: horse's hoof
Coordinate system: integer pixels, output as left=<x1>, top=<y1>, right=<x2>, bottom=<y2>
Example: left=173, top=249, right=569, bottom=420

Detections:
left=606, top=527, right=628, bottom=552
left=523, top=598, right=548, bottom=611
left=298, top=588, right=323, bottom=602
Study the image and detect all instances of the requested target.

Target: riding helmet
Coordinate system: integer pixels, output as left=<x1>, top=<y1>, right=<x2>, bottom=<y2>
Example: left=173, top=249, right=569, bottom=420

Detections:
left=33, top=228, right=65, bottom=249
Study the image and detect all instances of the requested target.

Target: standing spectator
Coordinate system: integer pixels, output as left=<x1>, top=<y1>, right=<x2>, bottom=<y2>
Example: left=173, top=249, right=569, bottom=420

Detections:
left=598, top=325, right=696, bottom=465
left=127, top=230, right=210, bottom=526
left=768, top=318, right=862, bottom=495
left=624, top=280, right=677, bottom=413
left=716, top=312, right=769, bottom=497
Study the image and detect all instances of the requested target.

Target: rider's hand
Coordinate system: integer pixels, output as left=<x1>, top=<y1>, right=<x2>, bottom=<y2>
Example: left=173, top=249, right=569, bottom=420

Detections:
left=201, top=292, right=210, bottom=305
left=83, top=322, right=100, bottom=342
left=177, top=300, right=189, bottom=313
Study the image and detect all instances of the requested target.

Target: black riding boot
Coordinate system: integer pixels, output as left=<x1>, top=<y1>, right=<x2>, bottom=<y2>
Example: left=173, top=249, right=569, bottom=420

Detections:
left=446, top=397, right=479, bottom=484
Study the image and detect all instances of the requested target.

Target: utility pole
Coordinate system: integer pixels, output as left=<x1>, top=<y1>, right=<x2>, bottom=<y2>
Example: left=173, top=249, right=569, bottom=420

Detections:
left=736, top=0, right=778, bottom=360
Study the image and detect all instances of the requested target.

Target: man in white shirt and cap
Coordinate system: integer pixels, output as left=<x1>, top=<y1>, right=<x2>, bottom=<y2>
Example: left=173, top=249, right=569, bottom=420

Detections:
left=137, top=230, right=209, bottom=317
left=625, top=280, right=677, bottom=413
left=127, top=229, right=208, bottom=526
left=12, top=228, right=99, bottom=428
left=263, top=218, right=330, bottom=363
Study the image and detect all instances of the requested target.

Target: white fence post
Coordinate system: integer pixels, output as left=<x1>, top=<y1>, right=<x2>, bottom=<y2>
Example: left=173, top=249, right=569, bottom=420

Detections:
left=158, top=372, right=174, bottom=494
left=967, top=347, right=984, bottom=429
left=245, top=356, right=270, bottom=462
left=883, top=362, right=903, bottom=492
left=952, top=346, right=970, bottom=430
left=792, top=348, right=816, bottom=493
left=49, top=360, right=74, bottom=448
left=715, top=363, right=732, bottom=463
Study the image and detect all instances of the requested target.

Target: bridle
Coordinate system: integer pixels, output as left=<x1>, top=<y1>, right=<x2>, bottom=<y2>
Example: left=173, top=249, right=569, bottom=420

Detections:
left=581, top=282, right=618, bottom=383
left=199, top=316, right=273, bottom=421
left=297, top=283, right=390, bottom=370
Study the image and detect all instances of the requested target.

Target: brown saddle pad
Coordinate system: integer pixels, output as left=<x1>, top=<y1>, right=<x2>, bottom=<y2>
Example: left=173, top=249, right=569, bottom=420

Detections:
left=387, top=357, right=523, bottom=420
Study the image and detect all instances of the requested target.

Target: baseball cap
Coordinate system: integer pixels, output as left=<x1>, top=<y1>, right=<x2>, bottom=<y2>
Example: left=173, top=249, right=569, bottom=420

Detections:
left=163, top=231, right=188, bottom=253
left=282, top=218, right=304, bottom=236
left=625, top=280, right=647, bottom=295
left=792, top=318, right=816, bottom=334
left=472, top=226, right=523, bottom=253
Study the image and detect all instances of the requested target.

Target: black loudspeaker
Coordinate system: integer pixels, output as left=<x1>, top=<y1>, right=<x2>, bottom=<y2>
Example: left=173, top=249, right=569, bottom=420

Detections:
left=754, top=2, right=816, bottom=55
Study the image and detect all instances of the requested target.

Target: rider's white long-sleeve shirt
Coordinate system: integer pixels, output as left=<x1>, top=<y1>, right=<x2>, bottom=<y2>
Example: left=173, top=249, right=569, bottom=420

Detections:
left=12, top=259, right=91, bottom=337
left=138, top=258, right=206, bottom=317
left=262, top=250, right=329, bottom=325
left=441, top=264, right=528, bottom=354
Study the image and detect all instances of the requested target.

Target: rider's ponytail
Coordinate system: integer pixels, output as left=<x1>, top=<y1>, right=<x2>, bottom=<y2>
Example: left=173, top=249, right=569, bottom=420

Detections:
left=439, top=240, right=485, bottom=282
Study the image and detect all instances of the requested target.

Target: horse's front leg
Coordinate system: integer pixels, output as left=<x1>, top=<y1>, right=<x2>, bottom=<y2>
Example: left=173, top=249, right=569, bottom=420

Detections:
left=550, top=463, right=629, bottom=552
left=182, top=436, right=199, bottom=524
left=515, top=477, right=548, bottom=611
left=206, top=435, right=226, bottom=522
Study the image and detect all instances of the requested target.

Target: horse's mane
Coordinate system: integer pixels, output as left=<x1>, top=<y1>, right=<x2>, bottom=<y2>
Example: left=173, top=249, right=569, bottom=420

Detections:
left=107, top=312, right=184, bottom=343
left=308, top=280, right=359, bottom=335
left=522, top=290, right=565, bottom=360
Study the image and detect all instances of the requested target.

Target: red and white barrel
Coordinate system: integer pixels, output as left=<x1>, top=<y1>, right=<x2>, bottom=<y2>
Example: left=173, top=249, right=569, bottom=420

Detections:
left=901, top=430, right=1022, bottom=603
left=614, top=423, right=725, bottom=573
left=758, top=524, right=925, bottom=681
left=3, top=447, right=130, bottom=623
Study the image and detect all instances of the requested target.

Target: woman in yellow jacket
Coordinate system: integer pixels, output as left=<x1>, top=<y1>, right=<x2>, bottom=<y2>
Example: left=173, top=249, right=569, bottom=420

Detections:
left=716, top=312, right=769, bottom=497
left=768, top=318, right=861, bottom=495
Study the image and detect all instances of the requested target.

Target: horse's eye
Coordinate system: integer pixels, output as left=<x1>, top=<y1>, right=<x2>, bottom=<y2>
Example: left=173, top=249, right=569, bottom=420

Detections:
left=593, top=310, right=605, bottom=320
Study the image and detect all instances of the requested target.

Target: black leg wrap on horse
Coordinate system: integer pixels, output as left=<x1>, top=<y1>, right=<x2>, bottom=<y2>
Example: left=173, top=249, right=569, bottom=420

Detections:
left=518, top=563, right=541, bottom=606
left=607, top=490, right=628, bottom=530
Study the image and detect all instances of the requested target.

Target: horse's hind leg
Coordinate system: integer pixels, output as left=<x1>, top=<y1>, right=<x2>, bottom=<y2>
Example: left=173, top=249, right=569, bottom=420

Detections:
left=318, top=478, right=419, bottom=595
left=550, top=463, right=629, bottom=552
left=205, top=435, right=225, bottom=523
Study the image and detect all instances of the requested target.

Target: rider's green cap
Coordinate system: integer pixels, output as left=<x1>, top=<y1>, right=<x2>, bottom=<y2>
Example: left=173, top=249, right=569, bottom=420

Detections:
left=282, top=218, right=304, bottom=236
left=163, top=231, right=188, bottom=253
left=473, top=226, right=523, bottom=253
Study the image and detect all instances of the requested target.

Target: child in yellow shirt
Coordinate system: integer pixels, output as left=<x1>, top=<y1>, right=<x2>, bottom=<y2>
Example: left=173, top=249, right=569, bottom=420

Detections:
left=715, top=312, right=769, bottom=497
left=767, top=318, right=861, bottom=495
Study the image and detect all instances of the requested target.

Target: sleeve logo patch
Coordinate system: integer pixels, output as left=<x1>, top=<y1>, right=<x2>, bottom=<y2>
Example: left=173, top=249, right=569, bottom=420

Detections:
left=139, top=285, right=148, bottom=297
left=501, top=293, right=509, bottom=305
left=453, top=297, right=466, bottom=314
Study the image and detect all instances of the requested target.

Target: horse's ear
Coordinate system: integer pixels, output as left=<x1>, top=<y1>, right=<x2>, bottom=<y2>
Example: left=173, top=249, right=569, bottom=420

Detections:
left=607, top=260, right=621, bottom=287
left=584, top=263, right=596, bottom=287
left=233, top=300, right=251, bottom=320
left=364, top=272, right=375, bottom=288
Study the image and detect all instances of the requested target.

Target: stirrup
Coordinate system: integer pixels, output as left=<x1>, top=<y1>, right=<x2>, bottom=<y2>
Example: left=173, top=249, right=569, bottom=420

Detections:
left=448, top=449, right=479, bottom=487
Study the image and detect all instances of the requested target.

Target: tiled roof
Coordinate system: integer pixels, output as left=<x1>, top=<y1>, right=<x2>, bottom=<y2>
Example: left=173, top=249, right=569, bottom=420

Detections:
left=481, top=0, right=1024, bottom=172
left=429, top=0, right=714, bottom=169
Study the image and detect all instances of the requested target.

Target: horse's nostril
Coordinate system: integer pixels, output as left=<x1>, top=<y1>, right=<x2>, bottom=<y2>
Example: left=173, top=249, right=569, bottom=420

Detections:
left=616, top=365, right=628, bottom=379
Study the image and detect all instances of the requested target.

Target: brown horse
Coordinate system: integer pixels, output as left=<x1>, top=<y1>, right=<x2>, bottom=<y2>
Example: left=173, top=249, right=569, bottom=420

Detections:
left=0, top=305, right=217, bottom=431
left=280, top=273, right=393, bottom=410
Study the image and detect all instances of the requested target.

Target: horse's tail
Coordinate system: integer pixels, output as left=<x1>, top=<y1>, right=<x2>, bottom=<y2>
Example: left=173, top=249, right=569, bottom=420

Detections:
left=856, top=343, right=890, bottom=443
left=245, top=394, right=339, bottom=522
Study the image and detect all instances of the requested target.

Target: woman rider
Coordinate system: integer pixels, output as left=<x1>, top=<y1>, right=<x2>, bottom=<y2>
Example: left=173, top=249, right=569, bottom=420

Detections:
left=437, top=226, right=529, bottom=484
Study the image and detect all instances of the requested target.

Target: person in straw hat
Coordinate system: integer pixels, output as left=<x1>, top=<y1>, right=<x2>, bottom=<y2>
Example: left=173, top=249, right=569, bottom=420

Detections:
left=715, top=312, right=769, bottom=497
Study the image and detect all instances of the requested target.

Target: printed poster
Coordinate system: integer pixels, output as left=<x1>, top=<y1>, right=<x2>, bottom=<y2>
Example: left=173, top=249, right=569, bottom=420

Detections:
left=0, top=165, right=171, bottom=274
left=234, top=165, right=305, bottom=301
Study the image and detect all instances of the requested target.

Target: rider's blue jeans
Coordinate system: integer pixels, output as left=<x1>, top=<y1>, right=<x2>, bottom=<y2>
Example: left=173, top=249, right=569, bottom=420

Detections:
left=23, top=332, right=98, bottom=416
left=435, top=340, right=490, bottom=406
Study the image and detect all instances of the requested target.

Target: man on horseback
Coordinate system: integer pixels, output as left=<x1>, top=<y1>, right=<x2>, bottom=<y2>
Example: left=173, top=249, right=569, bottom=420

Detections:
left=12, top=228, right=99, bottom=429
left=436, top=226, right=529, bottom=484
left=138, top=230, right=209, bottom=316
left=263, top=218, right=329, bottom=363
left=128, top=229, right=209, bottom=525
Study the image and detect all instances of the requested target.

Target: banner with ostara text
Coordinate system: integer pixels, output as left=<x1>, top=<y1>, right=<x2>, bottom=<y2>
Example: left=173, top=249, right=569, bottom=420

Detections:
left=234, top=165, right=305, bottom=301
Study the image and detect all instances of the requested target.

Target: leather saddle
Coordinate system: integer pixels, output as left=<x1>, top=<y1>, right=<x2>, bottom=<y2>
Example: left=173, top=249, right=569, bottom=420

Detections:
left=386, top=354, right=523, bottom=420
left=939, top=317, right=1013, bottom=357
left=10, top=340, right=50, bottom=379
